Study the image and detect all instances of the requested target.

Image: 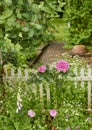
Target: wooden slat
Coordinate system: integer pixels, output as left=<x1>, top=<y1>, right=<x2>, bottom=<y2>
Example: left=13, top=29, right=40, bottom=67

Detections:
left=11, top=68, right=15, bottom=78
left=3, top=67, right=92, bottom=111
left=18, top=68, right=22, bottom=78
left=32, top=83, right=36, bottom=94
left=39, top=83, right=44, bottom=108
left=46, top=84, right=50, bottom=108
left=88, top=81, right=91, bottom=110
left=24, top=69, right=29, bottom=80
left=73, top=67, right=78, bottom=88
left=88, top=68, right=92, bottom=110
left=80, top=68, right=85, bottom=88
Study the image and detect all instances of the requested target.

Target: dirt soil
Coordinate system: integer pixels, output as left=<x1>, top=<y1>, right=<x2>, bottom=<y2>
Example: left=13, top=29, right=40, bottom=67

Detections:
left=33, top=41, right=92, bottom=67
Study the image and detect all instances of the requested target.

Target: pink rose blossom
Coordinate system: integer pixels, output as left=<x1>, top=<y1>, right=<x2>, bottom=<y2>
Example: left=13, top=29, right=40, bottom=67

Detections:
left=27, top=110, right=36, bottom=118
left=38, top=66, right=46, bottom=73
left=55, top=60, right=69, bottom=73
left=66, top=128, right=71, bottom=130
left=50, top=109, right=57, bottom=117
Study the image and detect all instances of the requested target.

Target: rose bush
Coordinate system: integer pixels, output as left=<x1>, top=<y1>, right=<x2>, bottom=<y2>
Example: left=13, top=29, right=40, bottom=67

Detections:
left=28, top=110, right=36, bottom=118
left=38, top=66, right=47, bottom=73
left=49, top=109, right=57, bottom=118
left=0, top=59, right=92, bottom=130
left=55, top=60, right=69, bottom=72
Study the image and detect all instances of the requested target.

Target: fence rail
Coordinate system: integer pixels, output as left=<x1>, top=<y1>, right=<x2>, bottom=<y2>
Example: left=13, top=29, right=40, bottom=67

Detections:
left=3, top=67, right=92, bottom=112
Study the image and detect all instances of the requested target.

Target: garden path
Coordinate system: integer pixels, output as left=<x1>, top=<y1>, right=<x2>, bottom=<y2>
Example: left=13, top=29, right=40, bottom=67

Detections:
left=33, top=41, right=71, bottom=66
left=33, top=41, right=92, bottom=67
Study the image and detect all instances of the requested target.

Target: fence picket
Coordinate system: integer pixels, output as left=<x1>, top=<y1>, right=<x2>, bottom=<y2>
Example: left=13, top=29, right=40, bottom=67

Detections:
left=88, top=81, right=91, bottom=111
left=80, top=68, right=85, bottom=88
left=73, top=67, right=78, bottom=88
left=32, top=83, right=37, bottom=95
left=39, top=83, right=44, bottom=108
left=3, top=67, right=92, bottom=112
left=11, top=68, right=15, bottom=78
left=88, top=68, right=92, bottom=111
left=46, top=84, right=50, bottom=108
left=24, top=69, right=29, bottom=80
left=18, top=68, right=22, bottom=78
left=4, top=68, right=8, bottom=78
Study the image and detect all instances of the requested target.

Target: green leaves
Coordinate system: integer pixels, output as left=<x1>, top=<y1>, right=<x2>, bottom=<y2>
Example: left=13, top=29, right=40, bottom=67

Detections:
left=22, top=27, right=29, bottom=32
left=1, top=59, right=92, bottom=129
left=64, top=0, right=92, bottom=45
left=0, top=0, right=56, bottom=66
left=6, top=16, right=16, bottom=26
left=4, top=0, right=12, bottom=6
left=17, top=0, right=23, bottom=5
left=32, top=4, right=40, bottom=13
left=28, top=29, right=34, bottom=37
left=18, top=114, right=31, bottom=130
left=4, top=125, right=15, bottom=130
left=0, top=9, right=13, bottom=20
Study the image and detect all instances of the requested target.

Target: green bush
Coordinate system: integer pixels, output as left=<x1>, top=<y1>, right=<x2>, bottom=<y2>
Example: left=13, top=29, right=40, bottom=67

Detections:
left=0, top=0, right=63, bottom=66
left=64, top=0, right=92, bottom=45
left=1, top=59, right=92, bottom=130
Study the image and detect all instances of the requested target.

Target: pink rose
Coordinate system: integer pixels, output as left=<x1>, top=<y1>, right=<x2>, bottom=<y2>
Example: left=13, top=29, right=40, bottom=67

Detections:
left=27, top=110, right=36, bottom=118
left=66, top=128, right=71, bottom=130
left=38, top=66, right=46, bottom=73
left=50, top=109, right=57, bottom=117
left=55, top=60, right=69, bottom=73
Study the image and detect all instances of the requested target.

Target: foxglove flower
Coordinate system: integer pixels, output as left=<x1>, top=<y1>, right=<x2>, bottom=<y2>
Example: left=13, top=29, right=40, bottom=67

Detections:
left=16, top=90, right=22, bottom=113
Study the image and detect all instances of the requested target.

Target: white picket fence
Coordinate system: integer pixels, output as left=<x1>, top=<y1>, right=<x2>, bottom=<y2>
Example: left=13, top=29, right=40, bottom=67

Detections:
left=3, top=67, right=92, bottom=112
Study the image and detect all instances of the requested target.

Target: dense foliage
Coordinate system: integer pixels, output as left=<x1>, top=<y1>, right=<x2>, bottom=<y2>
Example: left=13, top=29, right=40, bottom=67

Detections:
left=0, top=0, right=65, bottom=67
left=1, top=57, right=92, bottom=130
left=64, top=0, right=92, bottom=45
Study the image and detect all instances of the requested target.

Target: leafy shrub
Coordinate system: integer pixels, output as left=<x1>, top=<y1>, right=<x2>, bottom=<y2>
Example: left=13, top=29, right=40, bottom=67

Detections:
left=0, top=0, right=63, bottom=66
left=0, top=36, right=27, bottom=67
left=1, top=59, right=92, bottom=130
left=64, top=0, right=92, bottom=45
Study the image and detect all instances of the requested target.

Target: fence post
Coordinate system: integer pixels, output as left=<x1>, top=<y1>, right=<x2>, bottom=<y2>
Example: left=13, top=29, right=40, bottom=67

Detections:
left=39, top=83, right=44, bottom=109
left=80, top=68, right=85, bottom=88
left=73, top=67, right=78, bottom=88
left=88, top=68, right=92, bottom=111
left=46, top=83, right=50, bottom=109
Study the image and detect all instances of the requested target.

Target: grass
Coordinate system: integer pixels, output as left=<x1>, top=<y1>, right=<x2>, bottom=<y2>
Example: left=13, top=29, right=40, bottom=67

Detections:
left=50, top=18, right=92, bottom=50
left=50, top=18, right=75, bottom=49
left=50, top=18, right=74, bottom=49
left=50, top=18, right=67, bottom=42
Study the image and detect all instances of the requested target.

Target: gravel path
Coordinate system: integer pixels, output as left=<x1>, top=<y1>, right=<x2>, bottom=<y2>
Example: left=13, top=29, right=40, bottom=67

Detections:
left=34, top=41, right=71, bottom=66
left=33, top=41, right=92, bottom=67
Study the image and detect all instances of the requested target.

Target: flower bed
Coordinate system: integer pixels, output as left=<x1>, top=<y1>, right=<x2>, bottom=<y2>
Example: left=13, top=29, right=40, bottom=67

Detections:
left=1, top=60, right=92, bottom=130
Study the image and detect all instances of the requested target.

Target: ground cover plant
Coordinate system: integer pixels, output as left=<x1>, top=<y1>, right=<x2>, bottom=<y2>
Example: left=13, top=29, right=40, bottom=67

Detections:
left=0, top=57, right=92, bottom=130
